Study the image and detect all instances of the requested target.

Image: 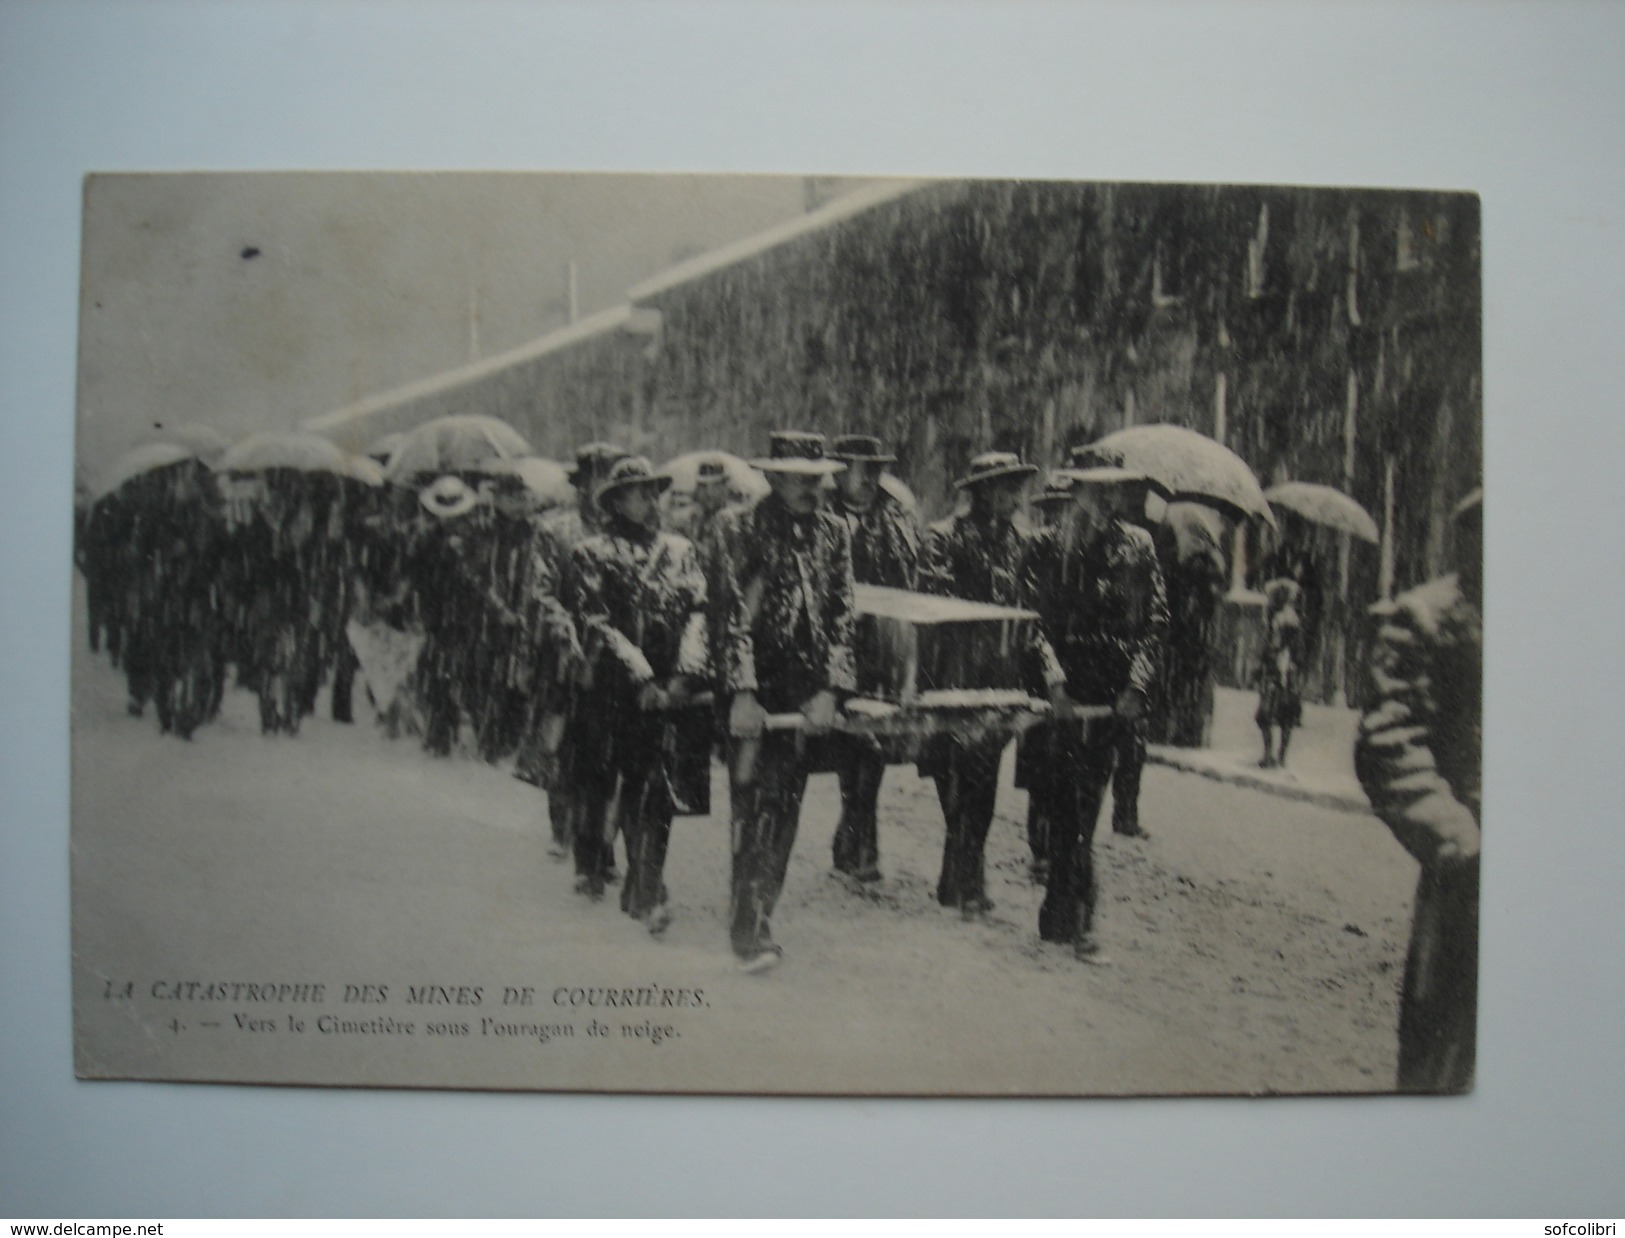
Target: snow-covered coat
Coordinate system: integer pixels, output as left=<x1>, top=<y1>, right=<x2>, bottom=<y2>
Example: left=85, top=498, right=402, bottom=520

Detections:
left=703, top=493, right=857, bottom=713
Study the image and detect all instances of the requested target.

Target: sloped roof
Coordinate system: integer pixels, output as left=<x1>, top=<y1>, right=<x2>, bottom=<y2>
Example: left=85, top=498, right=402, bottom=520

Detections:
left=302, top=303, right=634, bottom=434
left=627, top=179, right=931, bottom=302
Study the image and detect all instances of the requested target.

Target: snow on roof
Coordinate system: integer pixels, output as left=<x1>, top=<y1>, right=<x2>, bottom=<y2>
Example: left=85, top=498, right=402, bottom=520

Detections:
left=627, top=179, right=932, bottom=303
left=302, top=303, right=634, bottom=434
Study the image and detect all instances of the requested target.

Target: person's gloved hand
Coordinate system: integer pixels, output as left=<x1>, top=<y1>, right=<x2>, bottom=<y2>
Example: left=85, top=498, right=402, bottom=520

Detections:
left=729, top=691, right=767, bottom=739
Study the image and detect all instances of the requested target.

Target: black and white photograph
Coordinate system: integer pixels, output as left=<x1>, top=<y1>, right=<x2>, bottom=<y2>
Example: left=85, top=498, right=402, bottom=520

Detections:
left=71, top=172, right=1481, bottom=1097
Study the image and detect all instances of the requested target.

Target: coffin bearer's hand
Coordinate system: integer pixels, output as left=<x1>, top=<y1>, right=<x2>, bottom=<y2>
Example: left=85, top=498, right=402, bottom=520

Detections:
left=801, top=690, right=839, bottom=734
left=729, top=690, right=768, bottom=739
left=1113, top=686, right=1148, bottom=723
left=638, top=680, right=670, bottom=712
left=1048, top=683, right=1080, bottom=720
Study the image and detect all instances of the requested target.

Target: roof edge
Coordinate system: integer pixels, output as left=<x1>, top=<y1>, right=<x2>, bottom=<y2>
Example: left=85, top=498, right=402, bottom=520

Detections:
left=302, top=303, right=634, bottom=433
left=627, top=178, right=933, bottom=303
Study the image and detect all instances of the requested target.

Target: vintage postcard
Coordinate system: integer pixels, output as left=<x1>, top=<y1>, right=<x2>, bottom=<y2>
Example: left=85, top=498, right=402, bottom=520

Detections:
left=71, top=172, right=1481, bottom=1095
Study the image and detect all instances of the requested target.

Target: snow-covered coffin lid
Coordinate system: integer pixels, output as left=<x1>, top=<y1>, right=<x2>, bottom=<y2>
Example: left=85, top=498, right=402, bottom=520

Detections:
left=853, top=583, right=1041, bottom=705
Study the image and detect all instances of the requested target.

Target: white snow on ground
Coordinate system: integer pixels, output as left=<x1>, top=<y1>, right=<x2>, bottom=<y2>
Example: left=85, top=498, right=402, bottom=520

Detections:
left=71, top=600, right=1419, bottom=1097
left=1149, top=687, right=1369, bottom=813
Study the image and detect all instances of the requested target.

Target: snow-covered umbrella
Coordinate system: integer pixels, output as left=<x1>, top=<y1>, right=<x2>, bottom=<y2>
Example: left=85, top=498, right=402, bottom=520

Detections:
left=384, top=415, right=532, bottom=482
left=93, top=441, right=199, bottom=501
left=481, top=456, right=575, bottom=509
left=661, top=450, right=770, bottom=502
left=1073, top=425, right=1274, bottom=525
left=145, top=423, right=231, bottom=464
left=364, top=431, right=408, bottom=467
left=217, top=431, right=356, bottom=476
left=345, top=454, right=387, bottom=488
left=1263, top=481, right=1379, bottom=543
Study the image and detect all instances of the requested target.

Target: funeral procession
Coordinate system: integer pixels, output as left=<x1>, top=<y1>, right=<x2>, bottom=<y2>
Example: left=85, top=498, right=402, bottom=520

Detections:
left=70, top=175, right=1481, bottom=1097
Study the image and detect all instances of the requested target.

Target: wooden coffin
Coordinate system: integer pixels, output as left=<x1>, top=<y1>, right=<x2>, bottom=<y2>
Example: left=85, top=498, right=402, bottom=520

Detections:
left=852, top=583, right=1040, bottom=705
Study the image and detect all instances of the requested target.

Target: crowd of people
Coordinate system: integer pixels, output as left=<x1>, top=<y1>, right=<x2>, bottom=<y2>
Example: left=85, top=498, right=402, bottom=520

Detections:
left=76, top=422, right=1481, bottom=1091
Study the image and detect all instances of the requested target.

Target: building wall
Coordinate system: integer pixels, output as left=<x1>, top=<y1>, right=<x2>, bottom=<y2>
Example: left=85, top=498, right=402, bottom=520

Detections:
left=317, top=179, right=1480, bottom=705
left=616, top=179, right=1480, bottom=702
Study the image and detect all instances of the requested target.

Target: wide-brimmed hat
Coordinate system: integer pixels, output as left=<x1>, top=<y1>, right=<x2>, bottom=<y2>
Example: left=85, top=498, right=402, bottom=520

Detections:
left=751, top=431, right=846, bottom=476
left=567, top=441, right=630, bottom=484
left=954, top=451, right=1038, bottom=489
left=419, top=474, right=481, bottom=520
left=1067, top=443, right=1126, bottom=468
left=596, top=455, right=674, bottom=505
left=1057, top=464, right=1170, bottom=499
left=1032, top=473, right=1076, bottom=506
left=830, top=434, right=896, bottom=465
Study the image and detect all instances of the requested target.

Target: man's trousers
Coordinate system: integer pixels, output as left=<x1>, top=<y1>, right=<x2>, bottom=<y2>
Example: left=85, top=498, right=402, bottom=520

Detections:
left=728, top=732, right=813, bottom=958
left=831, top=737, right=886, bottom=876
left=931, top=738, right=1007, bottom=910
left=1038, top=718, right=1126, bottom=945
left=616, top=759, right=674, bottom=920
left=1397, top=858, right=1479, bottom=1093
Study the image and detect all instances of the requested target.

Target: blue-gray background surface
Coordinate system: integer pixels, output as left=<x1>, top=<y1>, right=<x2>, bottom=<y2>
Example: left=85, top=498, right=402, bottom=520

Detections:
left=3, top=0, right=1621, bottom=1218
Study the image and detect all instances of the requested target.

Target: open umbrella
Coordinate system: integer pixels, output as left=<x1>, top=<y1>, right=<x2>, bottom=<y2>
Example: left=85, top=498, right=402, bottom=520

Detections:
left=145, top=423, right=231, bottom=464
left=661, top=450, right=770, bottom=502
left=345, top=454, right=387, bottom=488
left=217, top=431, right=356, bottom=476
left=384, top=415, right=532, bottom=482
left=364, top=431, right=408, bottom=467
left=1263, top=481, right=1379, bottom=543
left=482, top=456, right=575, bottom=509
left=93, top=441, right=199, bottom=501
left=1073, top=424, right=1274, bottom=525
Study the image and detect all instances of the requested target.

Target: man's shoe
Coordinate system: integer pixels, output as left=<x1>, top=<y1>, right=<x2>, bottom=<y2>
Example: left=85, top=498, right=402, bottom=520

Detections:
left=645, top=905, right=673, bottom=937
left=737, top=945, right=784, bottom=975
left=1113, top=823, right=1150, bottom=840
left=959, top=894, right=996, bottom=921
left=1074, top=935, right=1112, bottom=966
left=851, top=865, right=883, bottom=884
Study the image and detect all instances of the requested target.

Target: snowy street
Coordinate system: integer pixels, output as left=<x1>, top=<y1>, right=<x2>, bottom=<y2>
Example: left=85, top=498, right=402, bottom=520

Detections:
left=73, top=596, right=1418, bottom=1097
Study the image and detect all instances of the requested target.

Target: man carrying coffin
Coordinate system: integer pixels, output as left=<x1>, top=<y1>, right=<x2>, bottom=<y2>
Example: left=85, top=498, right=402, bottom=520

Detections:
left=1024, top=466, right=1169, bottom=964
left=826, top=433, right=920, bottom=883
left=566, top=457, right=709, bottom=928
left=918, top=451, right=1063, bottom=918
left=705, top=431, right=857, bottom=973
